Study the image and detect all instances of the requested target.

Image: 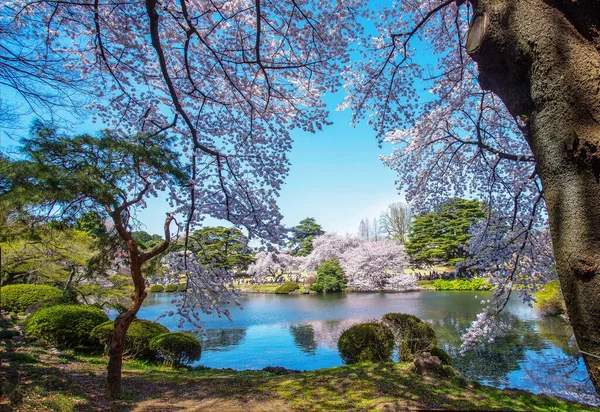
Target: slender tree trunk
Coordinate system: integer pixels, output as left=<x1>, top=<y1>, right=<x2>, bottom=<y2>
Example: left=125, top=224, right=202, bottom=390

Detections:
left=105, top=214, right=174, bottom=396
left=106, top=255, right=146, bottom=396
left=468, top=0, right=600, bottom=392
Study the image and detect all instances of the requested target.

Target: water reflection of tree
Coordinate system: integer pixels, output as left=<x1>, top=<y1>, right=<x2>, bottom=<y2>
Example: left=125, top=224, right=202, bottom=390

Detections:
left=437, top=313, right=544, bottom=384
left=201, top=328, right=246, bottom=351
left=537, top=317, right=579, bottom=356
left=290, top=323, right=318, bottom=355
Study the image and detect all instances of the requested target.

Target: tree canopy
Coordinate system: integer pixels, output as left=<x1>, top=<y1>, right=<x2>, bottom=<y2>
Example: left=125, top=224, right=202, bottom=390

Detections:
left=288, top=218, right=325, bottom=257
left=187, top=226, right=255, bottom=272
left=405, top=199, right=486, bottom=267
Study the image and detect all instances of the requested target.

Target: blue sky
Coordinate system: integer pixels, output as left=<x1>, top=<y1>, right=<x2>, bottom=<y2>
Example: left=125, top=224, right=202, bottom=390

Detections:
left=0, top=87, right=405, bottom=237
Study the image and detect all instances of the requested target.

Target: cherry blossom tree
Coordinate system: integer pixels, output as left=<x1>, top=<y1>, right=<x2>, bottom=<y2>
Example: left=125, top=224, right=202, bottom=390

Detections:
left=342, top=239, right=416, bottom=292
left=247, top=250, right=304, bottom=282
left=343, top=0, right=600, bottom=390
left=301, top=232, right=360, bottom=272
left=2, top=0, right=367, bottom=395
left=301, top=233, right=414, bottom=292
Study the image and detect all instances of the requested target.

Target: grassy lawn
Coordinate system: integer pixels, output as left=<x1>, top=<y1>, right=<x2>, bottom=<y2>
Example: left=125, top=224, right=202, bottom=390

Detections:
left=1, top=325, right=595, bottom=412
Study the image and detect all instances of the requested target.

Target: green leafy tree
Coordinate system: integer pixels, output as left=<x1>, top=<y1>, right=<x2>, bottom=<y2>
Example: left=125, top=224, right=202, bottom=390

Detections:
left=74, top=211, right=107, bottom=238
left=405, top=199, right=486, bottom=267
left=289, top=218, right=324, bottom=257
left=312, top=259, right=346, bottom=293
left=187, top=226, right=255, bottom=271
left=0, top=124, right=187, bottom=395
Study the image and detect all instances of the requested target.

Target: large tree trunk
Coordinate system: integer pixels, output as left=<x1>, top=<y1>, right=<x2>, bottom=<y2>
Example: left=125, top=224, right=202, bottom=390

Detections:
left=467, top=0, right=600, bottom=393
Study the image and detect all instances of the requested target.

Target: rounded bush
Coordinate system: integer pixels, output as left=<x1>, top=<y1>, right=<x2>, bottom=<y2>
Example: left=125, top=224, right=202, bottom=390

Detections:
left=534, top=281, right=566, bottom=316
left=24, top=305, right=108, bottom=349
left=382, top=313, right=437, bottom=362
left=149, top=284, right=164, bottom=293
left=275, top=281, right=300, bottom=294
left=149, top=332, right=202, bottom=367
left=337, top=322, right=394, bottom=364
left=164, top=284, right=178, bottom=293
left=90, top=319, right=169, bottom=359
left=177, top=283, right=187, bottom=292
left=0, top=285, right=64, bottom=313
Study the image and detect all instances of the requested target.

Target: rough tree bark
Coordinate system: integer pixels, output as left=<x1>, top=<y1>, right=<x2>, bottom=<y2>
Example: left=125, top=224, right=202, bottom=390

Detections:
left=106, top=213, right=174, bottom=396
left=467, top=0, right=600, bottom=392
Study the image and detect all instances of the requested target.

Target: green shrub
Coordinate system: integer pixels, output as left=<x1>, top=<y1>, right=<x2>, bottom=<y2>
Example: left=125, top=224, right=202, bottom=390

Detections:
left=149, top=284, right=164, bottom=293
left=433, top=278, right=492, bottom=291
left=534, top=281, right=566, bottom=316
left=430, top=346, right=452, bottom=365
left=177, top=283, right=187, bottom=292
left=312, top=260, right=346, bottom=293
left=149, top=332, right=202, bottom=367
left=90, top=319, right=169, bottom=359
left=0, top=284, right=64, bottom=312
left=381, top=313, right=437, bottom=362
left=164, top=284, right=178, bottom=293
left=337, top=322, right=394, bottom=364
left=24, top=305, right=108, bottom=349
left=275, top=282, right=300, bottom=294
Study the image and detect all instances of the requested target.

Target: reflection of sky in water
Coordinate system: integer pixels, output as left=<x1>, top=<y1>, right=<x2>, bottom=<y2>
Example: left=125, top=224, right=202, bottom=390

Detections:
left=136, top=291, right=599, bottom=406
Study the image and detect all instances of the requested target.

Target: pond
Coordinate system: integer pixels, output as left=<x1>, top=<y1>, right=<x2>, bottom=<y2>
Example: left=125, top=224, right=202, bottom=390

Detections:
left=137, top=291, right=599, bottom=406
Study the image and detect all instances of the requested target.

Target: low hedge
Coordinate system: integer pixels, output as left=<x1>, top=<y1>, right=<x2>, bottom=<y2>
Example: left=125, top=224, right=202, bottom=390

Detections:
left=381, top=313, right=437, bottom=362
left=0, top=284, right=64, bottom=313
left=177, top=284, right=187, bottom=292
left=274, top=282, right=300, bottom=294
left=24, top=305, right=109, bottom=349
left=90, top=319, right=169, bottom=360
left=164, top=284, right=178, bottom=293
left=433, top=278, right=492, bottom=291
left=149, top=284, right=164, bottom=293
left=337, top=322, right=394, bottom=365
left=149, top=332, right=202, bottom=367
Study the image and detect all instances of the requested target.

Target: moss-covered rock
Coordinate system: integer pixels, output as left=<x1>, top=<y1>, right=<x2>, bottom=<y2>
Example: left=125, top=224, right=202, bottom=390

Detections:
left=337, top=322, right=394, bottom=364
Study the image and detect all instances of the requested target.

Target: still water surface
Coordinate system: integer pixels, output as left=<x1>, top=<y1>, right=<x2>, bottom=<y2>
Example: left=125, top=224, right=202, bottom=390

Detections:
left=138, top=291, right=598, bottom=405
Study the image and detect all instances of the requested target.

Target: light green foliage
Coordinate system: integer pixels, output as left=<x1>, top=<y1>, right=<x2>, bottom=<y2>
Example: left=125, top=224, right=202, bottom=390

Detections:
left=337, top=322, right=394, bottom=364
left=0, top=226, right=96, bottom=286
left=90, top=319, right=169, bottom=359
left=312, top=259, right=346, bottom=293
left=150, top=284, right=165, bottom=293
left=0, top=284, right=64, bottom=312
left=433, top=278, right=492, bottom=291
left=132, top=231, right=164, bottom=251
left=288, top=218, right=324, bottom=257
left=534, top=281, right=566, bottom=316
left=186, top=226, right=255, bottom=271
left=381, top=313, right=437, bottom=362
left=149, top=332, right=202, bottom=367
left=177, top=283, right=187, bottom=292
left=274, top=281, right=300, bottom=294
left=24, top=304, right=109, bottom=349
left=164, top=284, right=178, bottom=293
left=405, top=199, right=486, bottom=267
